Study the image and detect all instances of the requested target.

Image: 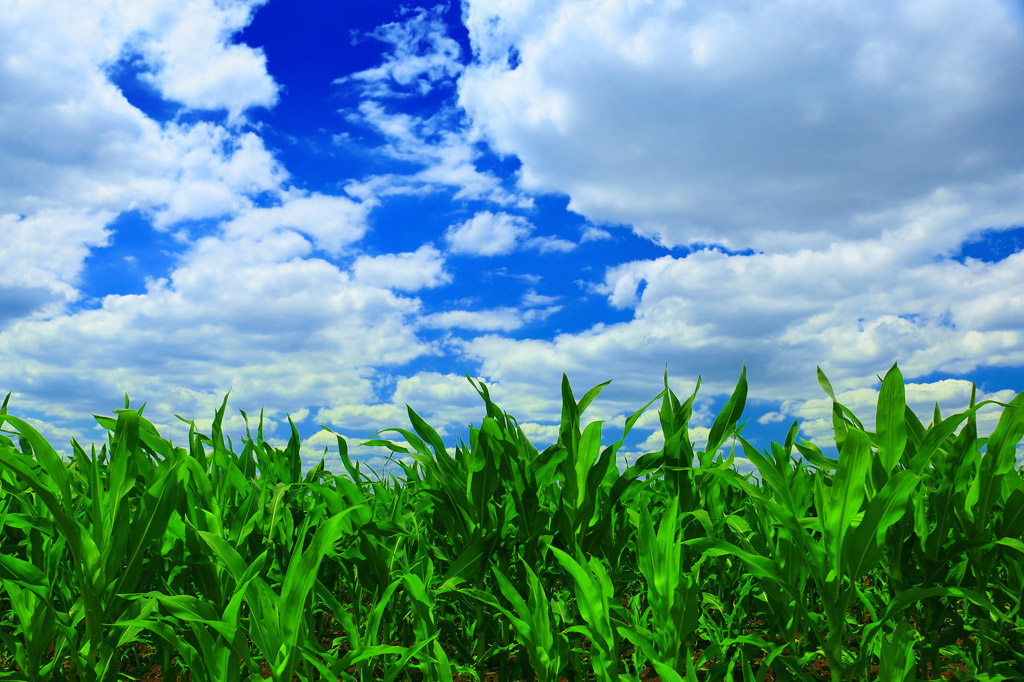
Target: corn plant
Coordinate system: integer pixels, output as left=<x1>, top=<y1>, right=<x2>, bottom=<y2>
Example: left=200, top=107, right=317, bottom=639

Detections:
left=0, top=362, right=1021, bottom=682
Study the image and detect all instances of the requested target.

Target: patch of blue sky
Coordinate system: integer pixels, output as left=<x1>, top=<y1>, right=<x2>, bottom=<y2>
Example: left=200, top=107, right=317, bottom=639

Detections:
left=105, top=56, right=180, bottom=124
left=74, top=211, right=189, bottom=308
left=900, top=365, right=1024, bottom=399
left=106, top=54, right=247, bottom=130
left=952, top=224, right=1024, bottom=264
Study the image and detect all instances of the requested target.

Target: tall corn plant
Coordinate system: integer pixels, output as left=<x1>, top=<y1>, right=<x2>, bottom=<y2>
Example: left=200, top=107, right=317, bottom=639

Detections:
left=2, top=365, right=1021, bottom=682
left=361, top=372, right=665, bottom=678
left=0, top=401, right=183, bottom=682
left=862, top=380, right=1024, bottom=679
left=621, top=495, right=703, bottom=682
left=697, top=363, right=1022, bottom=681
left=768, top=367, right=922, bottom=680
left=361, top=401, right=511, bottom=673
left=462, top=560, right=571, bottom=682
left=548, top=545, right=632, bottom=682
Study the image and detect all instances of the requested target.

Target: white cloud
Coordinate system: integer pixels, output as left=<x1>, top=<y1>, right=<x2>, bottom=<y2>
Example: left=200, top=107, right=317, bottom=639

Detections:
left=419, top=307, right=524, bottom=332
left=525, top=235, right=576, bottom=254
left=417, top=302, right=562, bottom=333
left=1, top=1, right=279, bottom=209
left=221, top=191, right=372, bottom=256
left=0, top=210, right=114, bottom=319
left=132, top=0, right=278, bottom=120
left=343, top=4, right=464, bottom=97
left=0, top=0, right=288, bottom=330
left=343, top=102, right=527, bottom=206
left=517, top=422, right=561, bottom=450
left=450, top=219, right=1024, bottom=450
left=149, top=124, right=288, bottom=228
left=0, top=184, right=425, bottom=455
left=445, top=211, right=533, bottom=255
left=460, top=0, right=1024, bottom=250
left=0, top=63, right=287, bottom=224
left=452, top=0, right=1024, bottom=447
left=596, top=240, right=1024, bottom=388
left=522, top=306, right=562, bottom=323
left=522, top=289, right=560, bottom=307
left=0, top=215, right=436, bottom=449
left=580, top=226, right=613, bottom=243
left=352, top=244, right=452, bottom=291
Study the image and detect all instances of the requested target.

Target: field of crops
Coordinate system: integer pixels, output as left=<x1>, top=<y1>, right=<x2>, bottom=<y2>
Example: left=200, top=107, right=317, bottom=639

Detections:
left=1, top=363, right=1022, bottom=682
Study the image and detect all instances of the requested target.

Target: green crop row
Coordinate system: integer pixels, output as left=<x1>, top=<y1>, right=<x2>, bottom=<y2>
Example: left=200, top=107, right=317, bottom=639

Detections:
left=0, top=363, right=1022, bottom=682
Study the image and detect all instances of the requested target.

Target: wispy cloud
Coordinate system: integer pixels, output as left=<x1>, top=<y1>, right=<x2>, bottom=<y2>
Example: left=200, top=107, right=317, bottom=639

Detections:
left=342, top=4, right=464, bottom=97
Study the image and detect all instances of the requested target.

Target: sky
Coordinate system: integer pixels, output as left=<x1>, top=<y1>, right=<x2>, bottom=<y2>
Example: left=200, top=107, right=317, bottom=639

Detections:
left=2, top=0, right=1024, bottom=478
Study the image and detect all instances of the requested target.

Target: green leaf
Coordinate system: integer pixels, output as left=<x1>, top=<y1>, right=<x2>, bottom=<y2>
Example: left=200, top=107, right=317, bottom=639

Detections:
left=437, top=536, right=490, bottom=592
left=843, top=469, right=919, bottom=578
left=875, top=363, right=907, bottom=473
left=407, top=405, right=449, bottom=460
left=577, top=378, right=613, bottom=416
left=706, top=366, right=747, bottom=455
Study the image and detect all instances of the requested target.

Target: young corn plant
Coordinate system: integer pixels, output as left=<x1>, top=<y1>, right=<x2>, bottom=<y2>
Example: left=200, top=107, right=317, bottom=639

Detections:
left=697, top=366, right=923, bottom=682
left=0, top=404, right=181, bottom=682
left=1, top=364, right=1021, bottom=682
left=462, top=560, right=571, bottom=682
left=549, top=544, right=631, bottom=682
left=622, top=495, right=703, bottom=682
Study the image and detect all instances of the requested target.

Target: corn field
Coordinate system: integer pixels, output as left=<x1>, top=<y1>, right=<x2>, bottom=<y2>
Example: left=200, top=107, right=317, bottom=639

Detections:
left=1, top=363, right=1022, bottom=682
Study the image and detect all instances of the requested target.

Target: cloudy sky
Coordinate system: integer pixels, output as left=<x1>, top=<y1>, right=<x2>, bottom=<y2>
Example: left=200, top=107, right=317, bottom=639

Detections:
left=2, top=0, right=1023, bottom=476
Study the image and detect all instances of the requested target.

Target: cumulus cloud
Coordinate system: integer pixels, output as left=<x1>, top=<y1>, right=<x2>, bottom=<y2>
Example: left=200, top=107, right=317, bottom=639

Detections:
left=148, top=124, right=288, bottom=228
left=444, top=211, right=533, bottom=255
left=221, top=191, right=372, bottom=256
left=599, top=236, right=1024, bottom=384
left=0, top=0, right=432, bottom=449
left=0, top=214, right=435, bottom=449
left=0, top=0, right=282, bottom=214
left=131, top=0, right=279, bottom=119
left=580, top=226, right=613, bottom=243
left=352, top=244, right=452, bottom=291
left=525, top=234, right=576, bottom=254
left=459, top=0, right=1024, bottom=250
left=0, top=210, right=114, bottom=317
left=523, top=306, right=562, bottom=323
left=522, top=289, right=560, bottom=307
left=450, top=228, right=1024, bottom=454
left=0, top=0, right=289, bottom=332
left=448, top=0, right=1024, bottom=458
left=417, top=301, right=562, bottom=332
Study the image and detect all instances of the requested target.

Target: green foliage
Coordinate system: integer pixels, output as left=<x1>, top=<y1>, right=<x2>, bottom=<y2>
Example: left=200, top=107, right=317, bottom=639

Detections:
left=0, top=363, right=1021, bottom=681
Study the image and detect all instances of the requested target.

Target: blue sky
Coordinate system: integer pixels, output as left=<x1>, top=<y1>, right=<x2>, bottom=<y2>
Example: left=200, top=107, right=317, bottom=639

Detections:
left=2, top=0, right=1023, bottom=477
